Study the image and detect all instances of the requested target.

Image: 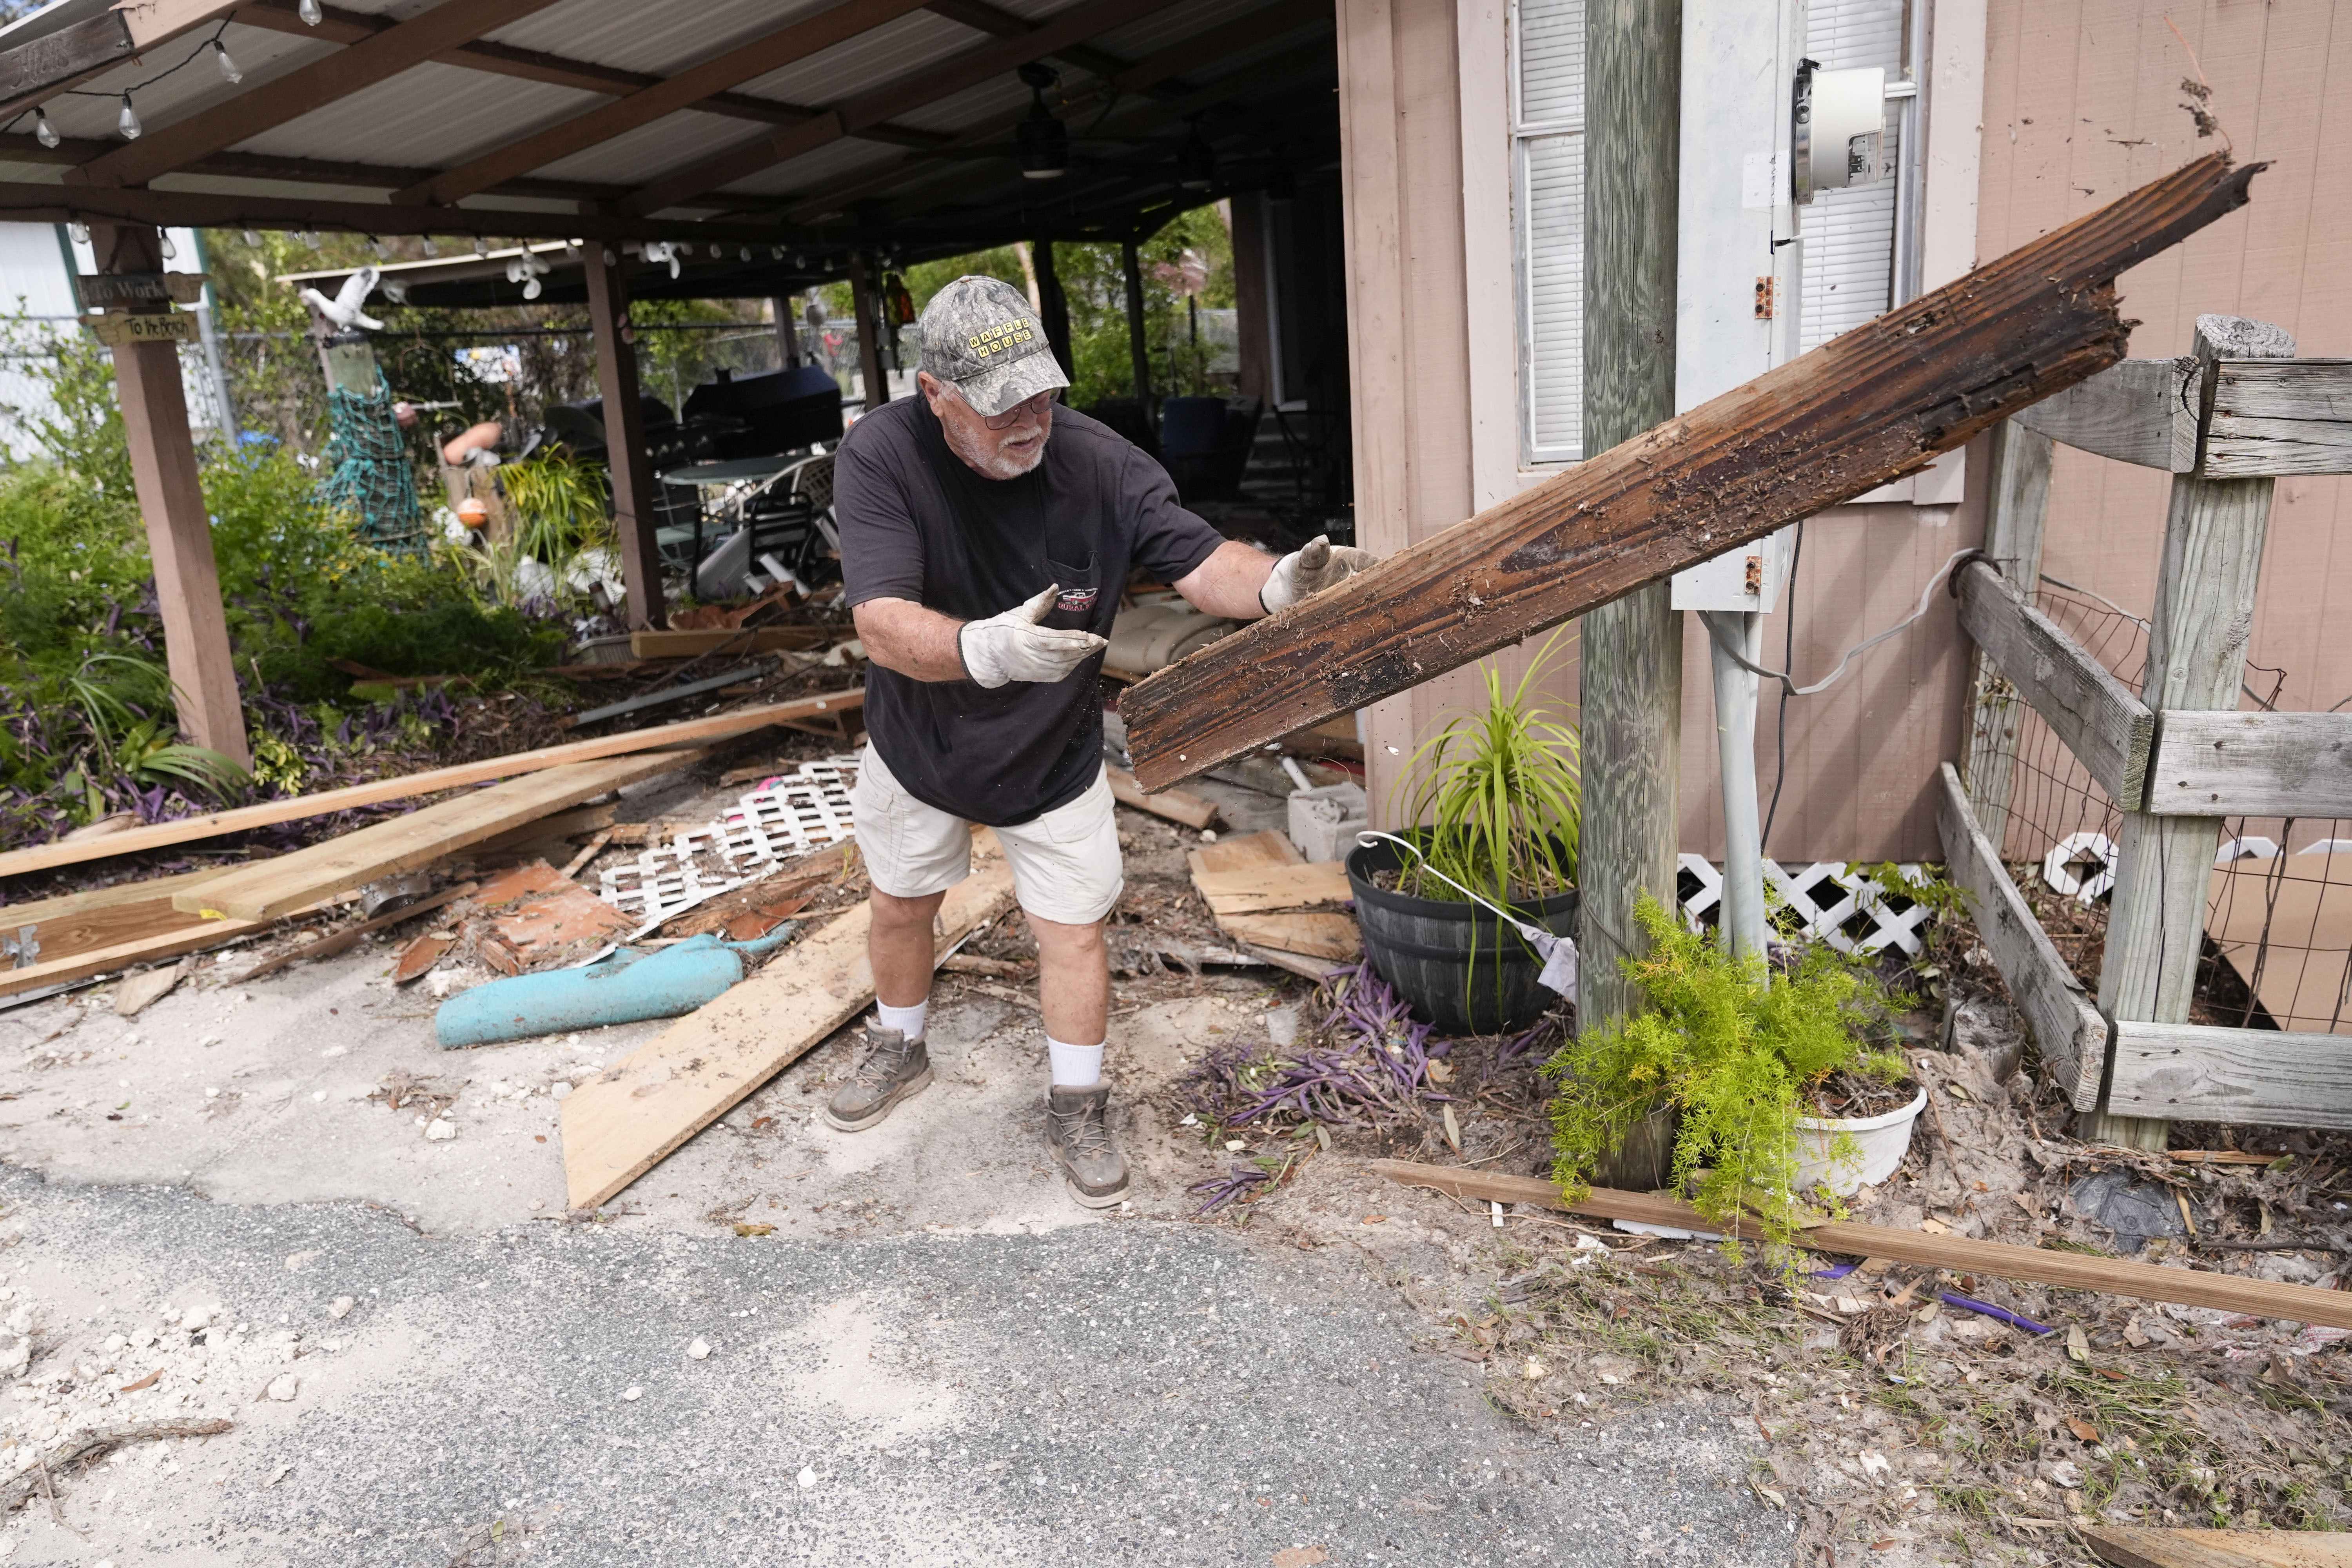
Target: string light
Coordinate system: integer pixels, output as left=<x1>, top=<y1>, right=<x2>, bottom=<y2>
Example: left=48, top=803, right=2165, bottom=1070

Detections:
left=242, top=228, right=260, bottom=246
left=739, top=245, right=751, bottom=262
left=420, top=236, right=438, bottom=257
left=370, top=235, right=388, bottom=258
left=474, top=236, right=488, bottom=258
left=33, top=107, right=57, bottom=149
left=298, top=0, right=321, bottom=23
left=160, top=231, right=177, bottom=260
left=770, top=245, right=784, bottom=261
left=212, top=40, right=242, bottom=84
left=68, top=220, right=88, bottom=243
left=303, top=230, right=320, bottom=249
left=117, top=93, right=142, bottom=140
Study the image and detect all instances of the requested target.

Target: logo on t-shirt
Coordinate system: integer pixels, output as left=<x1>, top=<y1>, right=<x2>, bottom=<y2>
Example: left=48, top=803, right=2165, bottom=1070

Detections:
left=1056, top=586, right=1097, bottom=614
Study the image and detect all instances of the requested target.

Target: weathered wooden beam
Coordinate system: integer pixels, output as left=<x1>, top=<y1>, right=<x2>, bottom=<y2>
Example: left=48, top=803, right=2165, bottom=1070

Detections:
left=1935, top=762, right=2109, bottom=1111
left=0, top=0, right=239, bottom=123
left=2012, top=356, right=2200, bottom=471
left=71, top=0, right=564, bottom=191
left=1122, top=154, right=2263, bottom=791
left=1958, top=418, right=2056, bottom=850
left=2203, top=358, right=2352, bottom=477
left=0, top=181, right=787, bottom=243
left=2107, top=1019, right=2352, bottom=1129
left=583, top=238, right=666, bottom=634
left=2144, top=710, right=2352, bottom=818
left=1953, top=558, right=2154, bottom=805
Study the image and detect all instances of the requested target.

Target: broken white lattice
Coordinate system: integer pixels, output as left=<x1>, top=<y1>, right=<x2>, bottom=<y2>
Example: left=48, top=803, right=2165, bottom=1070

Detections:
left=599, top=755, right=860, bottom=924
left=1676, top=853, right=1936, bottom=956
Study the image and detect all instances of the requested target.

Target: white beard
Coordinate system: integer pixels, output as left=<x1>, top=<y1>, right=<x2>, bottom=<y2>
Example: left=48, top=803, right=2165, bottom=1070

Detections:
left=943, top=414, right=1048, bottom=479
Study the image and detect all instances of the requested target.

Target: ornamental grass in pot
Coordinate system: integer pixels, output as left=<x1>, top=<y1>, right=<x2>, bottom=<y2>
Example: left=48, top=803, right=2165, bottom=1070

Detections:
left=1343, top=636, right=1579, bottom=1036
left=1543, top=896, right=1921, bottom=1253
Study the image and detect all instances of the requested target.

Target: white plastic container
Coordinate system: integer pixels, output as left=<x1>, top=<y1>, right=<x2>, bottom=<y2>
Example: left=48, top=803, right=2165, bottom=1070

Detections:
left=1794, top=1087, right=1927, bottom=1197
left=1287, top=781, right=1368, bottom=863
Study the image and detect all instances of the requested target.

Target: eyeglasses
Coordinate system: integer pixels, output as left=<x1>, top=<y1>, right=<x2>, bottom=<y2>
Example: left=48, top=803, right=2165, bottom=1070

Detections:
left=981, top=388, right=1060, bottom=429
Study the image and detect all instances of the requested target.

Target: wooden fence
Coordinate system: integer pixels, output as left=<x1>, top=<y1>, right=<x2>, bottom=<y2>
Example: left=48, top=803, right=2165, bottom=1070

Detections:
left=1944, top=314, right=2352, bottom=1140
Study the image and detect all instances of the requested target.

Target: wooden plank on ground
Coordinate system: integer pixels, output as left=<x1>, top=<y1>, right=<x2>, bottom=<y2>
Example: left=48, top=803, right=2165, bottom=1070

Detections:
left=1106, top=767, right=1218, bottom=830
left=1192, top=862, right=1352, bottom=913
left=1119, top=154, right=2263, bottom=791
left=0, top=866, right=235, bottom=965
left=1187, top=830, right=1302, bottom=877
left=1218, top=913, right=1360, bottom=961
left=2145, top=711, right=2352, bottom=818
left=628, top=626, right=837, bottom=658
left=2205, top=850, right=2352, bottom=1037
left=174, top=749, right=708, bottom=921
left=560, top=830, right=1017, bottom=1210
left=1955, top=560, right=2154, bottom=806
left=1935, top=762, right=2110, bottom=1110
left=1370, top=1160, right=2352, bottom=1330
left=2106, top=1019, right=2352, bottom=1127
left=2085, top=1524, right=2352, bottom=1568
left=2012, top=356, right=2201, bottom=471
left=0, top=690, right=862, bottom=881
left=0, top=915, right=270, bottom=999
left=2203, top=359, right=2352, bottom=478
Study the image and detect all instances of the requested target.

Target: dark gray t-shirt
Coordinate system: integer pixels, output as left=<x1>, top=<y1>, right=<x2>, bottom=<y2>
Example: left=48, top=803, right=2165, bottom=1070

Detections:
left=835, top=396, right=1226, bottom=827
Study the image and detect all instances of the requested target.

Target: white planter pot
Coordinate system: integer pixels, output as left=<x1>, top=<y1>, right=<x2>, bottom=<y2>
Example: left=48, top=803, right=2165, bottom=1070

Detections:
left=1795, top=1087, right=1927, bottom=1198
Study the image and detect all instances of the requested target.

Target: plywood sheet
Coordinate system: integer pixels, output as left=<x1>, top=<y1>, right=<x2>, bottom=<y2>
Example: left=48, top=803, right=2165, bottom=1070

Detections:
left=1192, top=862, right=1353, bottom=914
left=1219, top=912, right=1362, bottom=962
left=560, top=830, right=1015, bottom=1210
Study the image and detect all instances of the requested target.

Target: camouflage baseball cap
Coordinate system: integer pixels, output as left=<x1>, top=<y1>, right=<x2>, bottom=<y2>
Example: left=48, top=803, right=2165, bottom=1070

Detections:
left=917, top=274, right=1069, bottom=417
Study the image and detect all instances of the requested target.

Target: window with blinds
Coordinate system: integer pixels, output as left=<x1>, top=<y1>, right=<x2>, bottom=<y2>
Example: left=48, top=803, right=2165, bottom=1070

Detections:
left=1510, top=0, right=1584, bottom=465
left=1800, top=0, right=1914, bottom=351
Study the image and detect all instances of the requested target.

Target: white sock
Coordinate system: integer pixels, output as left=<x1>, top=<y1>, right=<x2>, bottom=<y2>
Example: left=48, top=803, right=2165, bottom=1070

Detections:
left=1046, top=1036, right=1105, bottom=1087
left=876, top=999, right=928, bottom=1040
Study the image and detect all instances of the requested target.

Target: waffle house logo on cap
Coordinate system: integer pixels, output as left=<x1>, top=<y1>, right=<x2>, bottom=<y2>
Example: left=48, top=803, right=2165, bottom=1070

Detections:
left=967, top=319, right=1036, bottom=359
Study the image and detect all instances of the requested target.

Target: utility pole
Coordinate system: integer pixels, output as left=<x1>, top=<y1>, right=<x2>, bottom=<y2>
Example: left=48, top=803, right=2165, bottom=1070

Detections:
left=1577, top=0, right=1683, bottom=1032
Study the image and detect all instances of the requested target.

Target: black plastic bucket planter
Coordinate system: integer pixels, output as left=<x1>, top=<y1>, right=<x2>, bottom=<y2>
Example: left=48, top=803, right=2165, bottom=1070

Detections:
left=1344, top=833, right=1578, bottom=1036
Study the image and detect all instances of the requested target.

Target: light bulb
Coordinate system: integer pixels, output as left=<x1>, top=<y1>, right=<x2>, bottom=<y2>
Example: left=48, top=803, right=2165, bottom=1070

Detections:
left=298, top=0, right=321, bottom=23
left=69, top=221, right=88, bottom=243
left=523, top=276, right=542, bottom=300
left=420, top=236, right=437, bottom=257
left=739, top=245, right=751, bottom=262
left=370, top=236, right=387, bottom=258
left=242, top=228, right=260, bottom=247
left=33, top=108, right=57, bottom=149
left=160, top=232, right=176, bottom=260
left=474, top=236, right=488, bottom=258
left=794, top=254, right=807, bottom=268
left=212, top=40, right=242, bottom=84
left=602, top=247, right=617, bottom=267
left=303, top=230, right=319, bottom=249
left=117, top=93, right=141, bottom=140
left=771, top=246, right=784, bottom=261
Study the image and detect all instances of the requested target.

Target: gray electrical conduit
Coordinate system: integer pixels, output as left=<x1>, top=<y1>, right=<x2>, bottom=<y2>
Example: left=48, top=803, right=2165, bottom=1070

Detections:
left=1701, top=547, right=1984, bottom=698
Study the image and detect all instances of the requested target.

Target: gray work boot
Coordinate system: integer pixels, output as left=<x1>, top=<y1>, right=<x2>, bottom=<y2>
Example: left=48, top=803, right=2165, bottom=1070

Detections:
left=822, top=1025, right=932, bottom=1131
left=1045, top=1083, right=1130, bottom=1209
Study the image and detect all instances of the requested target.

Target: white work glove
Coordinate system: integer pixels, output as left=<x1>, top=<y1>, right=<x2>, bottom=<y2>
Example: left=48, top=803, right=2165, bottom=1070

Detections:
left=1259, top=534, right=1377, bottom=615
left=957, top=584, right=1108, bottom=689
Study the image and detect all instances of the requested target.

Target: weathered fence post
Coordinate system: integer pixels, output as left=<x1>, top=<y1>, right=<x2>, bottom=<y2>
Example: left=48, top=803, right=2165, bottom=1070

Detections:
left=1576, top=0, right=1682, bottom=1033
left=2085, top=314, right=2295, bottom=1149
left=1960, top=418, right=2055, bottom=850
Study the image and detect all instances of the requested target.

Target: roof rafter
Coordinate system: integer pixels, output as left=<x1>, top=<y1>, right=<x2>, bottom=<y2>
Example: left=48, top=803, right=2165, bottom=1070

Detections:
left=920, top=0, right=1180, bottom=98
left=390, top=0, right=936, bottom=208
left=0, top=0, right=241, bottom=123
left=72, top=0, right=565, bottom=190
left=622, top=0, right=1192, bottom=218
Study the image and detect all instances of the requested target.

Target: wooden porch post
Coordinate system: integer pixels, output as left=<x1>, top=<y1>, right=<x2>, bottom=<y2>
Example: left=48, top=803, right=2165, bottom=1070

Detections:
left=1960, top=417, right=2057, bottom=851
left=1033, top=237, right=1073, bottom=381
left=771, top=296, right=801, bottom=368
left=1576, top=0, right=1682, bottom=1034
left=846, top=253, right=889, bottom=412
left=2085, top=316, right=2296, bottom=1149
left=583, top=240, right=666, bottom=632
left=99, top=223, right=250, bottom=769
left=1120, top=238, right=1152, bottom=403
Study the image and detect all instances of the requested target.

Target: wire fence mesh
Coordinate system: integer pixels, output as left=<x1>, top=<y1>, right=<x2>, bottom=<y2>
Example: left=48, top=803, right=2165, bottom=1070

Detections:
left=1970, top=577, right=2352, bottom=1034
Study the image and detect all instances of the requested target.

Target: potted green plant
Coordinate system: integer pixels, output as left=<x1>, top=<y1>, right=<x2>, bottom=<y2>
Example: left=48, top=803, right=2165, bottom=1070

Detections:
left=1343, top=634, right=1579, bottom=1034
left=1543, top=895, right=1920, bottom=1251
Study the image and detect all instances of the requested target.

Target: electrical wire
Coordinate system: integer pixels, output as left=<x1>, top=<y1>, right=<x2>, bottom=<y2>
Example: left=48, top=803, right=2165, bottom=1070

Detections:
left=1704, top=546, right=1980, bottom=697
left=0, top=21, right=236, bottom=141
left=1759, top=520, right=1804, bottom=855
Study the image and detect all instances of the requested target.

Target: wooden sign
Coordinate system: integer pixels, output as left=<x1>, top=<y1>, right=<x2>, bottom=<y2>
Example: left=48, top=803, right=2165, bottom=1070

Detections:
left=70, top=271, right=209, bottom=309
left=78, top=312, right=198, bottom=347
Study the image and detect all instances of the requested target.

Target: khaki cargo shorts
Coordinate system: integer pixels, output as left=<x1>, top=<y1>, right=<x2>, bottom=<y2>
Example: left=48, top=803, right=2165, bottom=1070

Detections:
left=849, top=744, right=1124, bottom=926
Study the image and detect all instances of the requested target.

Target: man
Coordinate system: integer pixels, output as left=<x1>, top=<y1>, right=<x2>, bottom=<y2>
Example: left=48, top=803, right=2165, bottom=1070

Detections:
left=831, top=275, right=1372, bottom=1209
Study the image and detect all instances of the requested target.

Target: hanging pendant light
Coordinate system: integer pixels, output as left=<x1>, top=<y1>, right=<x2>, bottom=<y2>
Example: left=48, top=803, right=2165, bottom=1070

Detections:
left=33, top=107, right=58, bottom=149
left=1014, top=62, right=1067, bottom=180
left=1177, top=121, right=1216, bottom=191
left=117, top=93, right=142, bottom=140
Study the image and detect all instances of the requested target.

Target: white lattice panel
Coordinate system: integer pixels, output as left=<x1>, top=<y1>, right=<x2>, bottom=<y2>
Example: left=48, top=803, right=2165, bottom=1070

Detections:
left=599, top=756, right=860, bottom=924
left=1677, top=854, right=1935, bottom=956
